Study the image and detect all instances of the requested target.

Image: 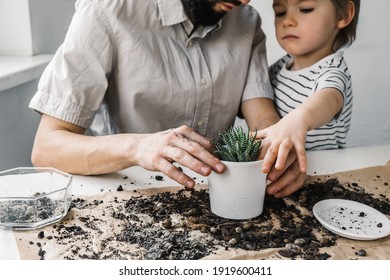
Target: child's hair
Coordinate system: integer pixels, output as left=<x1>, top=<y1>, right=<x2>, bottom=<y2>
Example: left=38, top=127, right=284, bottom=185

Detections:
left=333, top=0, right=360, bottom=51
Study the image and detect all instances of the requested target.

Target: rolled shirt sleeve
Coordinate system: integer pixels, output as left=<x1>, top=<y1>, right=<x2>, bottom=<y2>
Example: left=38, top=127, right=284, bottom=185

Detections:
left=29, top=0, right=114, bottom=129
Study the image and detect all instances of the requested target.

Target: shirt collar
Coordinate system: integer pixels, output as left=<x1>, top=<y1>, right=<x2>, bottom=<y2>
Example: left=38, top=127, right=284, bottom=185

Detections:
left=157, top=0, right=188, bottom=26
left=157, top=0, right=222, bottom=33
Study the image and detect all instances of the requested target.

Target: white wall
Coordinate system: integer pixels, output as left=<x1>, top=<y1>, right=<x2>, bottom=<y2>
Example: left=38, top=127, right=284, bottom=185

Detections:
left=0, top=0, right=33, bottom=55
left=251, top=1, right=390, bottom=147
left=0, top=0, right=75, bottom=170
left=0, top=0, right=75, bottom=56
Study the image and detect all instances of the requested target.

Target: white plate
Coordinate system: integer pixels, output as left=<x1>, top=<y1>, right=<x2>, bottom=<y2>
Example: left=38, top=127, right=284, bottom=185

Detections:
left=313, top=199, right=390, bottom=240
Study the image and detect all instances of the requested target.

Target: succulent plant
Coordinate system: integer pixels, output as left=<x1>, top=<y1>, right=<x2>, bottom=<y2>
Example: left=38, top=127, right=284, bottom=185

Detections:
left=213, top=126, right=261, bottom=162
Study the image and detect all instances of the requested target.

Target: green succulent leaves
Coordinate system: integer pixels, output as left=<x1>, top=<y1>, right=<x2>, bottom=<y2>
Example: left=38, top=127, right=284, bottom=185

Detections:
left=213, top=126, right=261, bottom=162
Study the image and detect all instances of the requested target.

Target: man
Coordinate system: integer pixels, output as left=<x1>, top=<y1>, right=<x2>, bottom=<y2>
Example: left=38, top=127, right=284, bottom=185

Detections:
left=29, top=0, right=306, bottom=197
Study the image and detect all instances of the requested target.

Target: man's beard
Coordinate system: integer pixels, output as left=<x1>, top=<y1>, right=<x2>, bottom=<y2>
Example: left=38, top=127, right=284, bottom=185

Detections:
left=181, top=0, right=242, bottom=27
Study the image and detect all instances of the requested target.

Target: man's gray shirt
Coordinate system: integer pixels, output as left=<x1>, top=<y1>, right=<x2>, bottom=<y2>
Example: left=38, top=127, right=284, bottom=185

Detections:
left=29, top=0, right=273, bottom=141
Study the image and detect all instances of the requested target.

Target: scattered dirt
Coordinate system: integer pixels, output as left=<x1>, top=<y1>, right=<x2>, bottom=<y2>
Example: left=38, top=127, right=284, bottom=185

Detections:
left=19, top=176, right=390, bottom=260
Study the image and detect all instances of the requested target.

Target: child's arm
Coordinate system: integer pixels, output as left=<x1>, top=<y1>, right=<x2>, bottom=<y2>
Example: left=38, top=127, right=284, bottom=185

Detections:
left=257, top=87, right=344, bottom=180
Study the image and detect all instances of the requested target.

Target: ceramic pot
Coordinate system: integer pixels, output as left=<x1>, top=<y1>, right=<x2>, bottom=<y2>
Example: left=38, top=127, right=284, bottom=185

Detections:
left=207, top=160, right=267, bottom=220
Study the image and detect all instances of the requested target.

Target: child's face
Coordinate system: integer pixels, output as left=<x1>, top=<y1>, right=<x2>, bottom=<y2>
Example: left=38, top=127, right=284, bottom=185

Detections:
left=273, top=0, right=340, bottom=58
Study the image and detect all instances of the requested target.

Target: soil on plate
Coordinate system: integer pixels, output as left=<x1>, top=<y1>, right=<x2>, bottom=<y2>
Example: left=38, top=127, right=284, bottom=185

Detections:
left=26, top=177, right=390, bottom=260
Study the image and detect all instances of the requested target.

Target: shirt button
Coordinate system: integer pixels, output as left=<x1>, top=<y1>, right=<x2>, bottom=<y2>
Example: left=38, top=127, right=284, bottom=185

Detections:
left=198, top=120, right=203, bottom=127
left=201, top=78, right=207, bottom=85
left=188, top=41, right=193, bottom=47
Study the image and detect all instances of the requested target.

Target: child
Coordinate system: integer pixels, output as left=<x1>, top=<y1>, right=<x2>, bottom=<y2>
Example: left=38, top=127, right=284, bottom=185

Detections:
left=258, top=0, right=360, bottom=197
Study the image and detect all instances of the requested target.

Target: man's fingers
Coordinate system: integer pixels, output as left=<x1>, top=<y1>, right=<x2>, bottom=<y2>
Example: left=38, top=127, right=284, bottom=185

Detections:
left=156, top=157, right=196, bottom=188
left=157, top=129, right=225, bottom=179
left=267, top=150, right=297, bottom=182
left=159, top=144, right=212, bottom=176
left=176, top=125, right=213, bottom=150
left=136, top=126, right=225, bottom=188
left=167, top=128, right=225, bottom=174
left=269, top=173, right=306, bottom=198
left=266, top=160, right=306, bottom=197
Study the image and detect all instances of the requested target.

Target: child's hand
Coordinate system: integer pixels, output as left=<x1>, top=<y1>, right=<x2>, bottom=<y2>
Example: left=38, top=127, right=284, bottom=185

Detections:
left=253, top=124, right=307, bottom=197
left=254, top=111, right=308, bottom=175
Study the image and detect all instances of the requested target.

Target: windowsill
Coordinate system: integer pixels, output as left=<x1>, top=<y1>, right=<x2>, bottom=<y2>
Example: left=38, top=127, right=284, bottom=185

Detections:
left=0, top=54, right=53, bottom=92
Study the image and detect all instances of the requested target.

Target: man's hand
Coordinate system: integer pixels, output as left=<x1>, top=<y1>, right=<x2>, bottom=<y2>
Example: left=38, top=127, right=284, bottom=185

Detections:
left=134, top=125, right=225, bottom=188
left=264, top=150, right=307, bottom=198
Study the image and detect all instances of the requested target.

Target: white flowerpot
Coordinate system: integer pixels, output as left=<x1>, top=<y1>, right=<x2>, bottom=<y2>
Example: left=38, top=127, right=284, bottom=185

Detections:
left=207, top=160, right=267, bottom=220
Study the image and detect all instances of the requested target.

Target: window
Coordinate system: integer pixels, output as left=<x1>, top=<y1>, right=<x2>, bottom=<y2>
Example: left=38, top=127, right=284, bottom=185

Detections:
left=0, top=0, right=33, bottom=56
left=0, top=0, right=75, bottom=91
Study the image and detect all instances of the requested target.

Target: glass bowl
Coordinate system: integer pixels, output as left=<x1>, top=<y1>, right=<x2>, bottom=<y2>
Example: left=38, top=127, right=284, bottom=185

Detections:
left=0, top=167, right=72, bottom=230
